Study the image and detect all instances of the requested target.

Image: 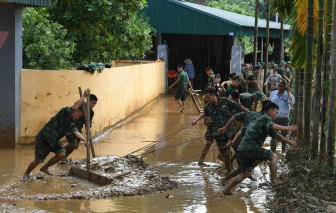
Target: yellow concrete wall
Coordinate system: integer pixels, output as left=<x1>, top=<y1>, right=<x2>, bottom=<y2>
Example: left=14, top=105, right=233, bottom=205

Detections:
left=20, top=62, right=165, bottom=144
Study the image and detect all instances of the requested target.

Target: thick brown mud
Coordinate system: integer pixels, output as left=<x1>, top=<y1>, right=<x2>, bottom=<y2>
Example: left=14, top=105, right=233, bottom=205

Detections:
left=0, top=95, right=278, bottom=213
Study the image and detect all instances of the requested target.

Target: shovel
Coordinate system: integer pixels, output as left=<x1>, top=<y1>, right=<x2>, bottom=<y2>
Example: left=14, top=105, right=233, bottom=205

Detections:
left=69, top=88, right=113, bottom=185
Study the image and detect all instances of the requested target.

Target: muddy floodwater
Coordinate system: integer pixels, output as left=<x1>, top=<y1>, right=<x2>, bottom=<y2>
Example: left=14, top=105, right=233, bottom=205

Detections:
left=0, top=95, right=278, bottom=213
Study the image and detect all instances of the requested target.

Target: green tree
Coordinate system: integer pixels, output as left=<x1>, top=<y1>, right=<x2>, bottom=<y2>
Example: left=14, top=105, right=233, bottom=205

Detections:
left=326, top=0, right=336, bottom=170
left=303, top=0, right=314, bottom=148
left=253, top=0, right=259, bottom=67
left=22, top=8, right=75, bottom=70
left=49, top=0, right=154, bottom=63
left=321, top=0, right=334, bottom=163
left=312, top=0, right=324, bottom=157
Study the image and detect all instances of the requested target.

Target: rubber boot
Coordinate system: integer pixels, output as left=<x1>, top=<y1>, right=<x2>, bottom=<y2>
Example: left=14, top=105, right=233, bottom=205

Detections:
left=221, top=168, right=241, bottom=186
left=223, top=151, right=232, bottom=173
left=223, top=173, right=246, bottom=195
left=198, top=142, right=212, bottom=165
left=270, top=139, right=277, bottom=153
left=40, top=155, right=64, bottom=175
left=269, top=160, right=283, bottom=187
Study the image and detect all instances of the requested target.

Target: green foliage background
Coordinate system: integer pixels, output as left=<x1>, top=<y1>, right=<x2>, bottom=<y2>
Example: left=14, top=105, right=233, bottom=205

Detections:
left=22, top=0, right=155, bottom=70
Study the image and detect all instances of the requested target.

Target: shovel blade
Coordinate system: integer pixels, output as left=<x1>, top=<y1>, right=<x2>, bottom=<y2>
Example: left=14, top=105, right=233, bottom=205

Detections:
left=69, top=167, right=113, bottom=186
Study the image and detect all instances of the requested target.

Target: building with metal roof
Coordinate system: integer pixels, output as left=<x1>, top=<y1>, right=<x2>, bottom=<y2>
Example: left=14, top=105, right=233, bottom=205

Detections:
left=0, top=0, right=52, bottom=149
left=143, top=0, right=290, bottom=90
left=143, top=0, right=290, bottom=38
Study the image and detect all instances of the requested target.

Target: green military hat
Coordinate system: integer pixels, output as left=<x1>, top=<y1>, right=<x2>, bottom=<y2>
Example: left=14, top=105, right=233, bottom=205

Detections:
left=279, top=61, right=287, bottom=66
left=287, top=61, right=291, bottom=64
left=252, top=91, right=264, bottom=101
left=88, top=63, right=98, bottom=70
left=261, top=62, right=265, bottom=66
left=256, top=62, right=261, bottom=66
left=231, top=75, right=242, bottom=81
left=278, top=79, right=287, bottom=86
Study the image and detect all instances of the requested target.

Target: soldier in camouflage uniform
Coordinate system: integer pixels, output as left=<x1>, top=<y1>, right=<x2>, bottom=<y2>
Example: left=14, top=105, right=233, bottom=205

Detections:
left=278, top=61, right=290, bottom=83
left=222, top=102, right=297, bottom=195
left=203, top=67, right=216, bottom=106
left=23, top=89, right=91, bottom=179
left=240, top=64, right=249, bottom=92
left=239, top=92, right=264, bottom=111
left=287, top=61, right=294, bottom=87
left=169, top=64, right=195, bottom=113
left=246, top=66, right=261, bottom=94
left=218, top=100, right=271, bottom=185
left=193, top=88, right=248, bottom=172
left=63, top=94, right=98, bottom=160
left=225, top=75, right=241, bottom=98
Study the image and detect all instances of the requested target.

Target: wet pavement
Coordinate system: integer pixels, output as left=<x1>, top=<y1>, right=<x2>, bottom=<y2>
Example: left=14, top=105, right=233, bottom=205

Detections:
left=0, top=95, right=277, bottom=213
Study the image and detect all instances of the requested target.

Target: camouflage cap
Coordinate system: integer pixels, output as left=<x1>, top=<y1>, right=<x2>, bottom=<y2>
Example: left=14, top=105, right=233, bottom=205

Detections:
left=256, top=62, right=261, bottom=66
left=231, top=75, right=241, bottom=81
left=88, top=63, right=98, bottom=70
left=278, top=79, right=287, bottom=86
left=252, top=91, right=264, bottom=101
left=287, top=61, right=291, bottom=64
left=279, top=61, right=287, bottom=66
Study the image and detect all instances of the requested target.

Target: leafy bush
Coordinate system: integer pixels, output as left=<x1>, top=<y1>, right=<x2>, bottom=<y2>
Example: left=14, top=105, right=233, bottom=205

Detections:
left=22, top=8, right=75, bottom=70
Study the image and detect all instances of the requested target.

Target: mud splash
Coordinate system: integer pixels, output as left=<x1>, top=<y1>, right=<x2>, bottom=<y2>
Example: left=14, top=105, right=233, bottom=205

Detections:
left=0, top=155, right=178, bottom=201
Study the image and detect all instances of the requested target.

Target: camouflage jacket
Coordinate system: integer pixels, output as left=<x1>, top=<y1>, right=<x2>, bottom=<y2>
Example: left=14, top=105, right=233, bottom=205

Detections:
left=241, top=68, right=248, bottom=80
left=74, top=109, right=94, bottom=133
left=204, top=97, right=243, bottom=138
left=37, top=107, right=79, bottom=147
left=278, top=67, right=290, bottom=79
left=238, top=114, right=278, bottom=151
left=247, top=73, right=259, bottom=94
left=235, top=111, right=264, bottom=134
left=208, top=73, right=216, bottom=87
left=225, top=84, right=236, bottom=98
left=239, top=93, right=254, bottom=111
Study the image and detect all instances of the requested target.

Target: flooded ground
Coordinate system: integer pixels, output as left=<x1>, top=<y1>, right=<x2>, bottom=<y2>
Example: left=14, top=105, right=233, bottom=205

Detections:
left=0, top=94, right=280, bottom=213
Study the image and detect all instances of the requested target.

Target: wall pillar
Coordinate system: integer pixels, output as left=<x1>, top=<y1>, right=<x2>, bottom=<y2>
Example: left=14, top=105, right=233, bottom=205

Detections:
left=0, top=4, right=22, bottom=149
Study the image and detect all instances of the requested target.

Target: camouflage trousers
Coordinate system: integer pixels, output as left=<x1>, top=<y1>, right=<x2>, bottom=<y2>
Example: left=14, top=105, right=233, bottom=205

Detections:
left=205, top=125, right=231, bottom=154
left=175, top=85, right=188, bottom=101
left=35, top=135, right=65, bottom=163
left=237, top=146, right=273, bottom=172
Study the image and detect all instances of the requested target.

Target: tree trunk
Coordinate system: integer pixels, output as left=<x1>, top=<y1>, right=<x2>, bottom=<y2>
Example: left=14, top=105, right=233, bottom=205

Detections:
left=312, top=0, right=324, bottom=157
left=298, top=68, right=305, bottom=144
left=253, top=0, right=259, bottom=67
left=279, top=18, right=284, bottom=62
left=303, top=0, right=314, bottom=149
left=326, top=0, right=336, bottom=171
left=320, top=0, right=333, bottom=163
left=263, top=0, right=270, bottom=93
left=293, top=66, right=299, bottom=126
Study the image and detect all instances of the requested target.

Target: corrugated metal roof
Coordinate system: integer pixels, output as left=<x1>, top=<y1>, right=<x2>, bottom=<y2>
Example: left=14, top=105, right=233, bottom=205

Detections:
left=169, top=0, right=290, bottom=30
left=0, top=0, right=51, bottom=7
left=142, top=0, right=290, bottom=38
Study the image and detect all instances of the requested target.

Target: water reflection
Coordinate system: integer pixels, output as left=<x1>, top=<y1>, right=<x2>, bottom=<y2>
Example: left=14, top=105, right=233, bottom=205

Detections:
left=0, top=95, right=269, bottom=213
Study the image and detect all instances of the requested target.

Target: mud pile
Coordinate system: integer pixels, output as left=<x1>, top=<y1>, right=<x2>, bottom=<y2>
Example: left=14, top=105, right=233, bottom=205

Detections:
left=0, top=155, right=178, bottom=200
left=265, top=148, right=336, bottom=212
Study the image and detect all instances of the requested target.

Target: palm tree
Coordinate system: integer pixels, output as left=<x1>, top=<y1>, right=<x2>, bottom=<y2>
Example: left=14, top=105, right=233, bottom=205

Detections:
left=312, top=0, right=324, bottom=157
left=253, top=0, right=259, bottom=67
left=279, top=18, right=284, bottom=62
left=320, top=0, right=333, bottom=163
left=326, top=0, right=336, bottom=169
left=263, top=0, right=270, bottom=93
left=302, top=0, right=314, bottom=149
